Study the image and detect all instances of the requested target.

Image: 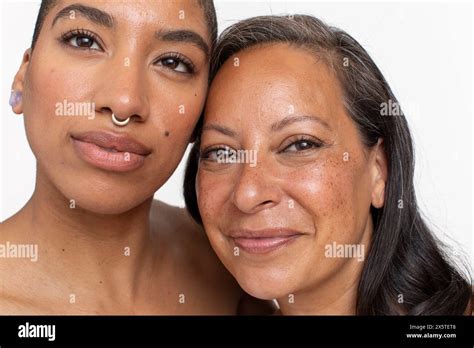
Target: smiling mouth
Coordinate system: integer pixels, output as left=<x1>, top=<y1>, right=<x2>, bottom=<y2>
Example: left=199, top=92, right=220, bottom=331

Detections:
left=228, top=228, right=304, bottom=254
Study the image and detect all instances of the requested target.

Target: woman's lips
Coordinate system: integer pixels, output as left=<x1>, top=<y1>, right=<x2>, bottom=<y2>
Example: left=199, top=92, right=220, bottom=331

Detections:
left=71, top=131, right=151, bottom=172
left=228, top=229, right=303, bottom=254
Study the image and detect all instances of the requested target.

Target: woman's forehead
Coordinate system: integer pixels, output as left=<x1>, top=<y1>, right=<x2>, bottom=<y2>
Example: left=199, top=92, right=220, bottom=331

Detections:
left=207, top=44, right=343, bottom=122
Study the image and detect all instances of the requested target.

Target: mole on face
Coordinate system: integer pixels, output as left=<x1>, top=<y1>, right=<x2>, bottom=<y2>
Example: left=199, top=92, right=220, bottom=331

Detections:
left=164, top=131, right=170, bottom=137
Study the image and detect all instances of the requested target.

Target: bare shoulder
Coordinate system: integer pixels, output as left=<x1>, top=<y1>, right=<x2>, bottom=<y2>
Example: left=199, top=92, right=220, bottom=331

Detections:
left=1, top=209, right=24, bottom=239
left=0, top=210, right=42, bottom=314
left=0, top=211, right=27, bottom=275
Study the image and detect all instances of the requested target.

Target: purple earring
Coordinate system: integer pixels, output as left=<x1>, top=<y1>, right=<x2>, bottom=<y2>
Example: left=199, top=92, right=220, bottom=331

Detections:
left=9, top=90, right=22, bottom=108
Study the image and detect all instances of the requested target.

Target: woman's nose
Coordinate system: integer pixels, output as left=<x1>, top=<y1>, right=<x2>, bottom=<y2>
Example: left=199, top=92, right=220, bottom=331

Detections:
left=230, top=157, right=282, bottom=214
left=93, top=57, right=150, bottom=124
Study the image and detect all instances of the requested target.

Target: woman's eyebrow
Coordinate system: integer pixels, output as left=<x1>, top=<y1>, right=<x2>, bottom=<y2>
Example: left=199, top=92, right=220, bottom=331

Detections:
left=155, top=29, right=210, bottom=59
left=202, top=124, right=238, bottom=138
left=50, top=4, right=209, bottom=58
left=202, top=115, right=331, bottom=138
left=271, top=115, right=331, bottom=132
left=51, top=4, right=115, bottom=28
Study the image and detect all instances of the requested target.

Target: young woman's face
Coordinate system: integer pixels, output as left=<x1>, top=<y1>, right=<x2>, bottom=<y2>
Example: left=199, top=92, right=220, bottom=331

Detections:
left=197, top=44, right=386, bottom=300
left=14, top=0, right=210, bottom=213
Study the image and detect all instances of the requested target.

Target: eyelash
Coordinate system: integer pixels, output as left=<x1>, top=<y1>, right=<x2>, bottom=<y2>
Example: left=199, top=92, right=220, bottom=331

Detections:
left=200, top=136, right=323, bottom=163
left=60, top=28, right=102, bottom=50
left=59, top=29, right=195, bottom=74
left=153, top=52, right=196, bottom=74
left=200, top=145, right=234, bottom=161
left=280, top=135, right=324, bottom=154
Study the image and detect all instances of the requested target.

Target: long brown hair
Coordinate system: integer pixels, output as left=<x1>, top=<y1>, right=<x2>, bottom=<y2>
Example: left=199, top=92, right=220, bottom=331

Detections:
left=184, top=14, right=471, bottom=315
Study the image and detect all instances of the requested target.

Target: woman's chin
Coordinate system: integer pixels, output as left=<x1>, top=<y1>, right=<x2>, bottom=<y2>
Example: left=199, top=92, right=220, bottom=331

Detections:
left=55, top=188, right=151, bottom=215
left=234, top=269, right=297, bottom=301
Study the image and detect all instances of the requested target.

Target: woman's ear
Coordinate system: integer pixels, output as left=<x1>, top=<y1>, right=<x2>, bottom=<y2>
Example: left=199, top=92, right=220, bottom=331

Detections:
left=370, top=138, right=388, bottom=208
left=10, top=48, right=32, bottom=115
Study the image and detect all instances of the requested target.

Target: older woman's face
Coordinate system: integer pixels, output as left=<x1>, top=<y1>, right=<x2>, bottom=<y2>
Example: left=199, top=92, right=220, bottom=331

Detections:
left=197, top=44, right=386, bottom=300
left=12, top=0, right=209, bottom=213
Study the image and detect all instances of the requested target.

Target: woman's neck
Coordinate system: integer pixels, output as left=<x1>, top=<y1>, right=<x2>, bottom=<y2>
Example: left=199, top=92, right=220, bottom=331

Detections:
left=276, top=261, right=362, bottom=315
left=13, top=169, right=160, bottom=306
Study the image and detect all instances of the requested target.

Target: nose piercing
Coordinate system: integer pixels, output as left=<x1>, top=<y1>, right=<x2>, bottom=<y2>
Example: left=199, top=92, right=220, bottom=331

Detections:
left=9, top=90, right=22, bottom=107
left=111, top=113, right=130, bottom=127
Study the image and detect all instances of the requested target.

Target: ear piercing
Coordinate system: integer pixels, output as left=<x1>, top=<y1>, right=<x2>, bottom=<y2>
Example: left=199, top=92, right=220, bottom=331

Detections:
left=111, top=113, right=130, bottom=127
left=9, top=90, right=22, bottom=108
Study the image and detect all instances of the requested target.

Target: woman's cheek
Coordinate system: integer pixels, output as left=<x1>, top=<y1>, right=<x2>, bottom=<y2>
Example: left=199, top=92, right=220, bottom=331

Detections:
left=148, top=79, right=207, bottom=150
left=284, top=155, right=363, bottom=244
left=196, top=173, right=228, bottom=262
left=23, top=65, right=65, bottom=159
left=197, top=171, right=223, bottom=223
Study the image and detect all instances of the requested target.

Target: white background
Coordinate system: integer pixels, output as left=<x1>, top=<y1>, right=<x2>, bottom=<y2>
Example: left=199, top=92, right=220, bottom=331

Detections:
left=1, top=0, right=472, bottom=272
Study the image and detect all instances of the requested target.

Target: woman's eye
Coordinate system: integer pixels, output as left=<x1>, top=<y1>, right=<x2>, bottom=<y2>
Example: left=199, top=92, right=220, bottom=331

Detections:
left=201, top=147, right=235, bottom=162
left=160, top=58, right=185, bottom=72
left=156, top=54, right=194, bottom=74
left=283, top=139, right=322, bottom=153
left=62, top=31, right=102, bottom=50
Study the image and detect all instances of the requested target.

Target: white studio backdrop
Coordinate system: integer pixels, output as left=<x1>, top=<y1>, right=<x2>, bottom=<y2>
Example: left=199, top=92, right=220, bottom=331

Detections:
left=1, top=0, right=472, bottom=271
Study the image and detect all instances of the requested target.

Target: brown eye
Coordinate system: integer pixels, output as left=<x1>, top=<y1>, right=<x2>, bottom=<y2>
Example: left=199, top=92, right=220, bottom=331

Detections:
left=162, top=58, right=179, bottom=69
left=294, top=141, right=314, bottom=151
left=155, top=53, right=195, bottom=74
left=201, top=146, right=236, bottom=162
left=282, top=138, right=323, bottom=154
left=61, top=29, right=102, bottom=51
left=74, top=35, right=94, bottom=48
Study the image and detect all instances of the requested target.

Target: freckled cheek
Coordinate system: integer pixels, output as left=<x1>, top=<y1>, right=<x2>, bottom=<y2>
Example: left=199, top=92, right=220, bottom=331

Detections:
left=283, top=163, right=358, bottom=231
left=197, top=170, right=234, bottom=229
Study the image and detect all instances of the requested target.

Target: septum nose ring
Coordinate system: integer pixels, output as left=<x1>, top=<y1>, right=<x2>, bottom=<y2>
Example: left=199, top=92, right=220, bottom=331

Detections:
left=111, top=113, right=131, bottom=127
